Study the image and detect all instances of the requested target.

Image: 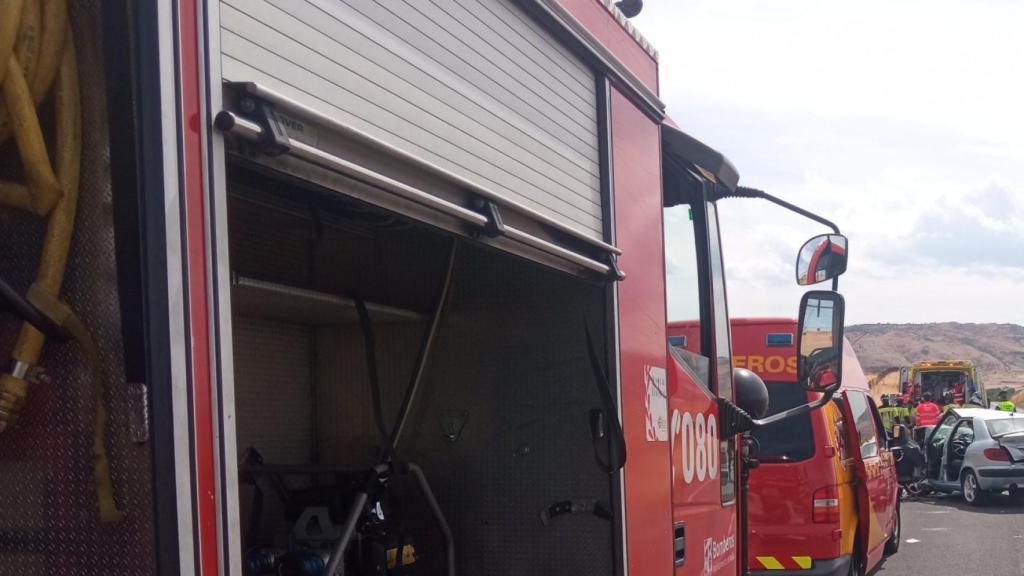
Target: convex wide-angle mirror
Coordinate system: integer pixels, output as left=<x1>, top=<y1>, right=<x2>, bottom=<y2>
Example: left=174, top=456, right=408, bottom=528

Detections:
left=796, top=234, right=848, bottom=286
left=797, top=291, right=845, bottom=393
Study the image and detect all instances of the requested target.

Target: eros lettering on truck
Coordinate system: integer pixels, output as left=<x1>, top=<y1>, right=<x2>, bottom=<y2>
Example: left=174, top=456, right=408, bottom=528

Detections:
left=0, top=2, right=852, bottom=575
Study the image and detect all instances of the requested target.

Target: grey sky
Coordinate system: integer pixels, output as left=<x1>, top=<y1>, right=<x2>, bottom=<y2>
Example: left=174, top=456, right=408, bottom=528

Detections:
left=635, top=1, right=1024, bottom=325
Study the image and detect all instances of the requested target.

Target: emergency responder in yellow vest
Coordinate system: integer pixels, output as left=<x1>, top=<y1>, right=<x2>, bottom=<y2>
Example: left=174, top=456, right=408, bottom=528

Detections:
left=879, top=395, right=899, bottom=430
left=997, top=400, right=1016, bottom=412
left=894, top=396, right=912, bottom=427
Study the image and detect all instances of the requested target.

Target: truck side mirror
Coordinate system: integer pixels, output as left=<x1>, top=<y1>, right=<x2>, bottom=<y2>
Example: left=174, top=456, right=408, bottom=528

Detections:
left=797, top=291, right=845, bottom=393
left=740, top=291, right=846, bottom=430
left=796, top=234, right=848, bottom=286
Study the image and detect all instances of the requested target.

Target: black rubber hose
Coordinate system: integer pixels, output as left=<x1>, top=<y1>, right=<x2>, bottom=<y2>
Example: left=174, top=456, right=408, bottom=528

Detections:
left=383, top=240, right=458, bottom=462
left=584, top=318, right=627, bottom=473
left=0, top=275, right=68, bottom=340
left=354, top=296, right=389, bottom=441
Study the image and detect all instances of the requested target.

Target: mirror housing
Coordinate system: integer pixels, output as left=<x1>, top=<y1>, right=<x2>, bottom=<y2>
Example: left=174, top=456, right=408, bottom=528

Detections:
left=796, top=234, right=848, bottom=286
left=797, top=291, right=845, bottom=393
left=734, top=368, right=770, bottom=419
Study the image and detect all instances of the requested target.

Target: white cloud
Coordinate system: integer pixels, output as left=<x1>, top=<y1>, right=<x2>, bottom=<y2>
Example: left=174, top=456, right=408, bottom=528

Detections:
left=638, top=0, right=1024, bottom=324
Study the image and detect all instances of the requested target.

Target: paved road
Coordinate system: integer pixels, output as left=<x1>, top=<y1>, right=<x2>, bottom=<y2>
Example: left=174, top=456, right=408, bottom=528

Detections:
left=875, top=492, right=1024, bottom=576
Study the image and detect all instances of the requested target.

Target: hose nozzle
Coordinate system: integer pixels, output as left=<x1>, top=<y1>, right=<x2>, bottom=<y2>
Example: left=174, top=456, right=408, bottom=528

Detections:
left=0, top=373, right=29, bottom=432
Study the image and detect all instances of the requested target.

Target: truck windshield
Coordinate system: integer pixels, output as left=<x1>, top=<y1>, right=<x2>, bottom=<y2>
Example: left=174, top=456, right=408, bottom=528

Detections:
left=987, top=418, right=1024, bottom=437
left=751, top=383, right=814, bottom=462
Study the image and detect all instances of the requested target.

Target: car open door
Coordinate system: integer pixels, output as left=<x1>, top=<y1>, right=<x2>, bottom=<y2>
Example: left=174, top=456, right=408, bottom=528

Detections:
left=839, top=391, right=889, bottom=571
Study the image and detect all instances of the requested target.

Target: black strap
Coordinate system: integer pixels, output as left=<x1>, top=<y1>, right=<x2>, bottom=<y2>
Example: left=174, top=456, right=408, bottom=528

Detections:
left=540, top=499, right=614, bottom=525
left=585, top=319, right=626, bottom=474
left=354, top=296, right=389, bottom=441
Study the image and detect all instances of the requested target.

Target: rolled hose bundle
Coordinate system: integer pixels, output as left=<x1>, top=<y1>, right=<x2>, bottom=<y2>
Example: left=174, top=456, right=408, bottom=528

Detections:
left=0, top=0, right=122, bottom=522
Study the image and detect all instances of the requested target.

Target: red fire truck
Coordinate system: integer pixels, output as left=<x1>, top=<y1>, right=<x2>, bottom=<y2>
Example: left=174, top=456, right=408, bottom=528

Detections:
left=1, top=1, right=848, bottom=575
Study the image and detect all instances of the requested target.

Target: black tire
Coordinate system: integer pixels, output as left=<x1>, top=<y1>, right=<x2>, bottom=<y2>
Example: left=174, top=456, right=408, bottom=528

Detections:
left=884, top=501, right=901, bottom=555
left=962, top=470, right=987, bottom=506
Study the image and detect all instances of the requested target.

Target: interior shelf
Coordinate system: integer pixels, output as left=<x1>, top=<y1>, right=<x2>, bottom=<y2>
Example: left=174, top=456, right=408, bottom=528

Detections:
left=230, top=274, right=424, bottom=325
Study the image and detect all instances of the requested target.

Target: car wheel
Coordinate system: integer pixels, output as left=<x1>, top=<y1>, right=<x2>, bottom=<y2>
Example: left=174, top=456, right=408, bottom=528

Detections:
left=962, top=470, right=986, bottom=506
left=884, top=501, right=901, bottom=555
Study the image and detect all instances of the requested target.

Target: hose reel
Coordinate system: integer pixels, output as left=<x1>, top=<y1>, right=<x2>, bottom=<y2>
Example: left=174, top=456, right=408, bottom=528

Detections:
left=0, top=0, right=121, bottom=522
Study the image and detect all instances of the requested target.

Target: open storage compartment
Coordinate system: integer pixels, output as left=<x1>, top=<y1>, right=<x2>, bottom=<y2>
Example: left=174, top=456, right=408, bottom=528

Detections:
left=226, top=162, right=618, bottom=575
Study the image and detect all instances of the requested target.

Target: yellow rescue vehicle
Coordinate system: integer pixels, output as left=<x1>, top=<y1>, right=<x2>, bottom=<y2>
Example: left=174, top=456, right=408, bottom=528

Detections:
left=901, top=361, right=985, bottom=408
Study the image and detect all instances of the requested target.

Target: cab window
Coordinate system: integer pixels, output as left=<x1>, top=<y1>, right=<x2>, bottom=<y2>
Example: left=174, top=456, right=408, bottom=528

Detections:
left=707, top=202, right=737, bottom=504
left=665, top=192, right=735, bottom=504
left=665, top=203, right=710, bottom=389
left=751, top=383, right=814, bottom=462
left=867, top=399, right=889, bottom=450
left=706, top=204, right=733, bottom=404
left=665, top=197, right=733, bottom=401
left=847, top=392, right=881, bottom=459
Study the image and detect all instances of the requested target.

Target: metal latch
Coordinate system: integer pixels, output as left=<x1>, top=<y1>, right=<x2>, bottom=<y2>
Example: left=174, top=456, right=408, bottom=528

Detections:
left=128, top=382, right=150, bottom=444
left=471, top=198, right=505, bottom=238
left=674, top=522, right=686, bottom=566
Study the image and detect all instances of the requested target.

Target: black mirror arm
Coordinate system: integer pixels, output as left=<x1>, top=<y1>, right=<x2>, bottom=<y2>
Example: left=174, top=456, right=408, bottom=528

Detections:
left=718, top=385, right=838, bottom=436
left=709, top=186, right=841, bottom=236
left=752, top=387, right=839, bottom=427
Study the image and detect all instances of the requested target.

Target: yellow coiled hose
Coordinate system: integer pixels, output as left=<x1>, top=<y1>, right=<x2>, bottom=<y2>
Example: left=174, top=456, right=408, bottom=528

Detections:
left=0, top=0, right=122, bottom=522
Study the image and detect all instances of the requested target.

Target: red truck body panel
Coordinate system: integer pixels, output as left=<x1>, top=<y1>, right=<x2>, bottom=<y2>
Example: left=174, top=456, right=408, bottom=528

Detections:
left=663, top=319, right=743, bottom=575
left=668, top=361, right=739, bottom=575
left=557, top=0, right=659, bottom=92
left=611, top=85, right=674, bottom=576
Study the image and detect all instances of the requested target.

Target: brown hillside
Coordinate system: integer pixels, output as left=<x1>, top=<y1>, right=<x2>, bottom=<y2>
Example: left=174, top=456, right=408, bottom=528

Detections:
left=866, top=370, right=901, bottom=401
left=849, top=323, right=1024, bottom=395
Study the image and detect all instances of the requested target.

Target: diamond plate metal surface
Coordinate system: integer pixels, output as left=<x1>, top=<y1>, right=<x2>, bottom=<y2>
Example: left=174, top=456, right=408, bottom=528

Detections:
left=0, top=4, right=156, bottom=574
left=393, top=246, right=616, bottom=576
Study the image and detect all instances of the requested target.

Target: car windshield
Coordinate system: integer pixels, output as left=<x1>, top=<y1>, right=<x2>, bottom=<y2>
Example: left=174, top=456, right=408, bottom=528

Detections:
left=750, top=383, right=814, bottom=462
left=931, top=418, right=957, bottom=444
left=986, top=418, right=1024, bottom=437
